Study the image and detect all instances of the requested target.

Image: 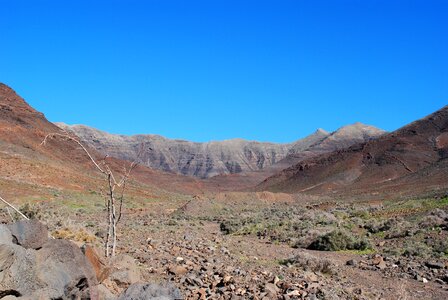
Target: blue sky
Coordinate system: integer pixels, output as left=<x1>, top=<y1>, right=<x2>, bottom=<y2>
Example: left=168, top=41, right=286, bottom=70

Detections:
left=1, top=0, right=447, bottom=142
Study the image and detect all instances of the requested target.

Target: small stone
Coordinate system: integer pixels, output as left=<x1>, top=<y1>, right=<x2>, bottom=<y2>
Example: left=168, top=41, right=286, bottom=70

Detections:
left=117, top=283, right=183, bottom=300
left=168, top=265, right=188, bottom=276
left=346, top=259, right=357, bottom=266
left=372, top=255, right=387, bottom=269
left=442, top=274, right=448, bottom=283
left=264, top=283, right=279, bottom=296
left=287, top=290, right=301, bottom=296
left=306, top=272, right=319, bottom=282
left=223, top=275, right=233, bottom=283
left=425, top=261, right=445, bottom=269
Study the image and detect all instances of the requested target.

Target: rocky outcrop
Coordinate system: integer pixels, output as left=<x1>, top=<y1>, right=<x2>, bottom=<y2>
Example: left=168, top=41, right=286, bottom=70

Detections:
left=56, top=123, right=385, bottom=178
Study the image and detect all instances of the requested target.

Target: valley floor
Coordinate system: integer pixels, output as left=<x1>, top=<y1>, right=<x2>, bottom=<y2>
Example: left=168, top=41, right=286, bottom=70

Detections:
left=1, top=189, right=448, bottom=299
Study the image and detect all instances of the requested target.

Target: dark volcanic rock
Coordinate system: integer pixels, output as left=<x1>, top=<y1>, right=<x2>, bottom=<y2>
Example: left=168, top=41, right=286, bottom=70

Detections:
left=7, top=219, right=48, bottom=249
left=35, top=239, right=98, bottom=298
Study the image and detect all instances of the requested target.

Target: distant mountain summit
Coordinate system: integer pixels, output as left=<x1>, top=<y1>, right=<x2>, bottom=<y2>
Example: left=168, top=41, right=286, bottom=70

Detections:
left=257, top=105, right=448, bottom=198
left=56, top=122, right=385, bottom=178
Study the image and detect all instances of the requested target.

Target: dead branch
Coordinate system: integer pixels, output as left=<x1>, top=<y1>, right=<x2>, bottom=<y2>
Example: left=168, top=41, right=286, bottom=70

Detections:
left=41, top=133, right=106, bottom=174
left=0, top=195, right=29, bottom=220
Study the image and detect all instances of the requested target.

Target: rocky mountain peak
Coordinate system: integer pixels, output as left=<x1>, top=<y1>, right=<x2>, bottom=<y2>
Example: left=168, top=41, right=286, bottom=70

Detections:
left=314, top=128, right=329, bottom=135
left=329, top=122, right=386, bottom=140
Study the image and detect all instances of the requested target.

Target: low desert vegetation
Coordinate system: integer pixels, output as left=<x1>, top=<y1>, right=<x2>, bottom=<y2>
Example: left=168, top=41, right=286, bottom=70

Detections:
left=215, top=196, right=448, bottom=261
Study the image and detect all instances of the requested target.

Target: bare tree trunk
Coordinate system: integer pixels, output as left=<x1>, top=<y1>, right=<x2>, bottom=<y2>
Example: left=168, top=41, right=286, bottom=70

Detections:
left=112, top=202, right=117, bottom=256
left=42, top=133, right=138, bottom=257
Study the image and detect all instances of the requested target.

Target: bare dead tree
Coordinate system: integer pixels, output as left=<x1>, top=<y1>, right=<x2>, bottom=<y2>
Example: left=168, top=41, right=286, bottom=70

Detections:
left=41, top=133, right=138, bottom=257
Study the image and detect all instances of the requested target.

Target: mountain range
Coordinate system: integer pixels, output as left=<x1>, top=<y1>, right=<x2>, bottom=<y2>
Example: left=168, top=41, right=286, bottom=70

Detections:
left=56, top=122, right=385, bottom=179
left=1, top=82, right=447, bottom=199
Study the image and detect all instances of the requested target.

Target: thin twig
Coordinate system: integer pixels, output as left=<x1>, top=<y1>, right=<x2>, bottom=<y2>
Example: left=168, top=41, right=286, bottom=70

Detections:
left=6, top=207, right=15, bottom=222
left=41, top=133, right=106, bottom=174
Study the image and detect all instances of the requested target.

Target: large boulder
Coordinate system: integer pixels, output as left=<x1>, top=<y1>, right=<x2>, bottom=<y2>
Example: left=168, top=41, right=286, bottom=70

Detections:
left=35, top=239, right=98, bottom=299
left=117, top=283, right=182, bottom=300
left=7, top=220, right=48, bottom=249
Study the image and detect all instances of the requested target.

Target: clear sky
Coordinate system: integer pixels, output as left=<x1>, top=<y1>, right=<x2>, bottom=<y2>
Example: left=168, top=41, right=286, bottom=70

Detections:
left=1, top=0, right=447, bottom=142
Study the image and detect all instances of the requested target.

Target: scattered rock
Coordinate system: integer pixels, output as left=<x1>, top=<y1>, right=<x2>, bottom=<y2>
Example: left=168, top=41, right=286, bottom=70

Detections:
left=264, top=283, right=279, bottom=296
left=346, top=259, right=357, bottom=266
left=372, top=255, right=387, bottom=270
left=117, top=283, right=182, bottom=300
left=425, top=261, right=445, bottom=269
left=168, top=265, right=188, bottom=276
left=442, top=274, right=448, bottom=283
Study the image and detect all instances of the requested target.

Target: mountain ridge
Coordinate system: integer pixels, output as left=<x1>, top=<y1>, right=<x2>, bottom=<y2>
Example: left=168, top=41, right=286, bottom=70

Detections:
left=256, top=105, right=448, bottom=198
left=56, top=122, right=385, bottom=178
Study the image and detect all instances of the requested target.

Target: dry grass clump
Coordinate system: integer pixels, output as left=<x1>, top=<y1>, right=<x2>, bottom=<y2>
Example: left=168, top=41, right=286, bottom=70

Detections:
left=53, top=227, right=96, bottom=243
left=280, top=251, right=334, bottom=274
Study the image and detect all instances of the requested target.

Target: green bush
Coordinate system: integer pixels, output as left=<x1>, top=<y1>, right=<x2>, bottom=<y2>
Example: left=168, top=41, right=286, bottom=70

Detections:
left=402, top=241, right=432, bottom=258
left=308, top=230, right=369, bottom=251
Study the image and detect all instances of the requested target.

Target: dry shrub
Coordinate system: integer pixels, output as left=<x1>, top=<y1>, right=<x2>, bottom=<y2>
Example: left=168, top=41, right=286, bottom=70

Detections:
left=281, top=251, right=334, bottom=274
left=308, top=230, right=369, bottom=251
left=384, top=219, right=415, bottom=239
left=53, top=227, right=96, bottom=243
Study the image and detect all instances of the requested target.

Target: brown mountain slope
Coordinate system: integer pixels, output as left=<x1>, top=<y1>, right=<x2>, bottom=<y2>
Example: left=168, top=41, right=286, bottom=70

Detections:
left=203, top=125, right=385, bottom=191
left=0, top=83, right=202, bottom=195
left=257, top=105, right=448, bottom=198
